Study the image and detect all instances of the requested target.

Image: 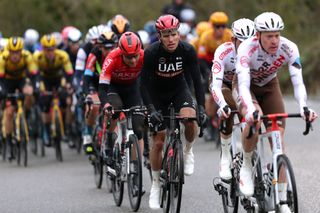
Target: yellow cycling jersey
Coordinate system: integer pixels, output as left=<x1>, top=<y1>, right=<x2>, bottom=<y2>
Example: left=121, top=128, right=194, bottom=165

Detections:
left=33, top=49, right=73, bottom=78
left=0, top=50, right=37, bottom=79
left=197, top=28, right=233, bottom=63
left=189, top=37, right=200, bottom=52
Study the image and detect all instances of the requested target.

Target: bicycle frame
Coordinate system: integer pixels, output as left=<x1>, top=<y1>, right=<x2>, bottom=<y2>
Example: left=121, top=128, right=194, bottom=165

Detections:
left=15, top=97, right=29, bottom=142
left=51, top=95, right=64, bottom=138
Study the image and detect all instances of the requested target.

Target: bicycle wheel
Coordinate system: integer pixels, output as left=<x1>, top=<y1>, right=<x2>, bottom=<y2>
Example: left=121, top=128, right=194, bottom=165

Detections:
left=54, top=111, right=63, bottom=162
left=274, top=154, right=298, bottom=213
left=169, top=140, right=184, bottom=213
left=2, top=138, right=7, bottom=161
left=112, top=143, right=124, bottom=206
left=160, top=143, right=171, bottom=213
left=127, top=134, right=142, bottom=211
left=91, top=124, right=103, bottom=188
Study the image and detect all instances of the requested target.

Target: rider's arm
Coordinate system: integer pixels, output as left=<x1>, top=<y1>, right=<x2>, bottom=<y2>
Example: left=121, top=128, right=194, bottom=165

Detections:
left=98, top=54, right=114, bottom=106
left=83, top=53, right=97, bottom=94
left=140, top=48, right=154, bottom=107
left=25, top=51, right=38, bottom=76
left=0, top=53, right=5, bottom=78
left=236, top=43, right=256, bottom=114
left=74, top=47, right=87, bottom=88
left=209, top=45, right=227, bottom=108
left=186, top=44, right=205, bottom=108
left=61, top=51, right=74, bottom=83
left=287, top=43, right=307, bottom=109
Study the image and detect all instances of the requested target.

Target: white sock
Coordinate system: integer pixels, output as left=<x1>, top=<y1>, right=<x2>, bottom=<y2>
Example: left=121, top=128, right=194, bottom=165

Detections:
left=185, top=140, right=194, bottom=152
left=242, top=151, right=253, bottom=168
left=278, top=183, right=287, bottom=201
left=221, top=137, right=231, bottom=159
left=151, top=170, right=160, bottom=188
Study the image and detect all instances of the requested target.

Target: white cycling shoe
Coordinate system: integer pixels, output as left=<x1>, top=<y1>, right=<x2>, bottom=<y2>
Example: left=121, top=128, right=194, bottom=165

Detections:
left=219, top=154, right=232, bottom=180
left=184, top=148, right=194, bottom=176
left=149, top=183, right=160, bottom=210
left=239, top=164, right=254, bottom=197
left=279, top=204, right=291, bottom=213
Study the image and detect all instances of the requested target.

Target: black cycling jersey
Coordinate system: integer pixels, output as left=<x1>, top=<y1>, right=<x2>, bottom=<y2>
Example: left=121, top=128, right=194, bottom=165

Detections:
left=140, top=40, right=205, bottom=108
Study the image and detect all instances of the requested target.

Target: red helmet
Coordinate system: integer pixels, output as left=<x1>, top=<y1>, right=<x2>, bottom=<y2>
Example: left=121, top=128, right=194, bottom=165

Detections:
left=155, top=14, right=180, bottom=32
left=118, top=32, right=141, bottom=55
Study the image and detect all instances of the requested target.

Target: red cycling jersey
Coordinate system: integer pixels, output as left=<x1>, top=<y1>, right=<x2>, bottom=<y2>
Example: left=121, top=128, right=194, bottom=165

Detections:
left=99, top=48, right=144, bottom=85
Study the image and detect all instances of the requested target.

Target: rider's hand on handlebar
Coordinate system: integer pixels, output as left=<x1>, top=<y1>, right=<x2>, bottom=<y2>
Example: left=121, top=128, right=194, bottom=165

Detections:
left=300, top=107, right=318, bottom=122
left=103, top=102, right=113, bottom=114
left=148, top=104, right=163, bottom=128
left=198, top=105, right=208, bottom=128
left=217, top=105, right=231, bottom=120
left=245, top=109, right=260, bottom=125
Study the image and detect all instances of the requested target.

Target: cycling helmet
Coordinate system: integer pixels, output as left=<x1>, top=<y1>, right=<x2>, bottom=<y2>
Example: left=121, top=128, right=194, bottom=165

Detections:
left=231, top=18, right=256, bottom=41
left=68, top=28, right=82, bottom=43
left=61, top=26, right=76, bottom=41
left=195, top=21, right=211, bottom=36
left=40, top=34, right=56, bottom=48
left=51, top=32, right=63, bottom=47
left=97, top=31, right=118, bottom=48
left=254, top=12, right=284, bottom=32
left=0, top=38, right=8, bottom=51
left=85, top=25, right=110, bottom=43
left=178, top=23, right=191, bottom=36
left=24, top=29, right=39, bottom=45
left=111, top=14, right=130, bottom=35
left=7, top=37, right=24, bottom=51
left=180, top=8, right=196, bottom=23
left=155, top=14, right=180, bottom=32
left=209, top=12, right=229, bottom=25
left=118, top=32, right=141, bottom=55
left=137, top=30, right=150, bottom=47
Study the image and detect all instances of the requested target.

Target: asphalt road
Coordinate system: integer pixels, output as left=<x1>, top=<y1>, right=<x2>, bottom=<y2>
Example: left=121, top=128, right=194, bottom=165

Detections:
left=0, top=97, right=319, bottom=213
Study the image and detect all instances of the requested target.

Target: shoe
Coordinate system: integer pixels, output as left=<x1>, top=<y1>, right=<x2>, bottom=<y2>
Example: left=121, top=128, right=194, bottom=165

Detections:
left=239, top=164, right=254, bottom=196
left=149, top=183, right=160, bottom=210
left=184, top=148, right=194, bottom=176
left=279, top=204, right=291, bottom=213
left=82, top=135, right=93, bottom=155
left=219, top=154, right=232, bottom=180
left=68, top=140, right=75, bottom=149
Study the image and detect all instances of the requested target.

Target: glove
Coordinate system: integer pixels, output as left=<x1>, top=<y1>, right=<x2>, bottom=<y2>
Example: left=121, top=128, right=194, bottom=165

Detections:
left=300, top=107, right=318, bottom=122
left=198, top=105, right=208, bottom=128
left=217, top=105, right=231, bottom=120
left=148, top=104, right=163, bottom=128
left=245, top=109, right=260, bottom=125
left=103, top=102, right=113, bottom=114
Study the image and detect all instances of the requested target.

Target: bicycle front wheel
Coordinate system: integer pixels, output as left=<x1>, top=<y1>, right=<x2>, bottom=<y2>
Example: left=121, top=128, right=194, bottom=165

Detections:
left=53, top=111, right=63, bottom=162
left=274, top=154, right=298, bottom=213
left=127, top=134, right=142, bottom=211
left=17, top=115, right=29, bottom=167
left=169, top=140, right=184, bottom=213
left=112, top=143, right=124, bottom=206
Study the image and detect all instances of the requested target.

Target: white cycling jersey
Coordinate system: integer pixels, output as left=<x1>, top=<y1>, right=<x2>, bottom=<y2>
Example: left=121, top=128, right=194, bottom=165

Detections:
left=210, top=41, right=236, bottom=108
left=236, top=36, right=307, bottom=114
left=75, top=48, right=87, bottom=71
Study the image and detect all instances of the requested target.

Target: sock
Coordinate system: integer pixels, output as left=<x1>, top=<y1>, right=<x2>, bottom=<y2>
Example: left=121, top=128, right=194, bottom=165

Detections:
left=185, top=140, right=194, bottom=152
left=84, top=125, right=92, bottom=135
left=242, top=151, right=253, bottom=167
left=278, top=183, right=287, bottom=201
left=221, top=137, right=231, bottom=159
left=151, top=170, right=160, bottom=187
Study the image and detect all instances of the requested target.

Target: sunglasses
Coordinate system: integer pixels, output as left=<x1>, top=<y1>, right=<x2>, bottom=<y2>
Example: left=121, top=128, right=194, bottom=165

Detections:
left=214, top=24, right=227, bottom=29
left=123, top=54, right=139, bottom=60
left=44, top=47, right=55, bottom=51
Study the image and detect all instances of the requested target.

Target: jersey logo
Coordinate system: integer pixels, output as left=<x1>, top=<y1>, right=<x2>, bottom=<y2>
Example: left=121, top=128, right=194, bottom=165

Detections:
left=248, top=45, right=259, bottom=57
left=240, top=56, right=250, bottom=68
left=158, top=61, right=183, bottom=72
left=159, top=57, right=166, bottom=64
left=292, top=57, right=301, bottom=69
left=219, top=47, right=233, bottom=60
left=212, top=61, right=221, bottom=74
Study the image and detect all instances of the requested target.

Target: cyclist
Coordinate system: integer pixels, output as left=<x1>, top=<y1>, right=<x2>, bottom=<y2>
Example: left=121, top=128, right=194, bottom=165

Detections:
left=82, top=31, right=118, bottom=154
left=98, top=31, right=145, bottom=164
left=198, top=11, right=233, bottom=142
left=189, top=21, right=211, bottom=51
left=209, top=18, right=256, bottom=180
left=0, top=37, right=38, bottom=159
left=33, top=34, right=74, bottom=147
left=64, top=27, right=82, bottom=70
left=140, top=14, right=206, bottom=209
left=235, top=12, right=317, bottom=212
left=111, top=14, right=130, bottom=38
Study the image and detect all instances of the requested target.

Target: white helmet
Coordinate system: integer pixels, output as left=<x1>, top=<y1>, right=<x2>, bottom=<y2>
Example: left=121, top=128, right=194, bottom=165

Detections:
left=254, top=12, right=284, bottom=32
left=51, top=32, right=63, bottom=47
left=137, top=30, right=150, bottom=47
left=231, top=18, right=256, bottom=41
left=180, top=8, right=196, bottom=22
left=24, top=29, right=39, bottom=45
left=85, top=25, right=110, bottom=43
left=178, top=23, right=191, bottom=36
left=68, top=28, right=82, bottom=43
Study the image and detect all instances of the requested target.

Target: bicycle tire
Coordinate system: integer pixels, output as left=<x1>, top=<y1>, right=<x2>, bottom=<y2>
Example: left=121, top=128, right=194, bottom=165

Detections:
left=274, top=154, right=298, bottom=213
left=169, top=140, right=184, bottom=213
left=54, top=111, right=63, bottom=162
left=112, top=143, right=124, bottom=206
left=19, top=115, right=28, bottom=167
left=2, top=138, right=7, bottom=161
left=127, top=134, right=142, bottom=211
left=92, top=124, right=103, bottom=188
left=28, top=107, right=39, bottom=155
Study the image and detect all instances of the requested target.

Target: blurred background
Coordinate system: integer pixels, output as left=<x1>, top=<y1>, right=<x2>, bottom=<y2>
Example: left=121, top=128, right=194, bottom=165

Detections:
left=0, top=0, right=319, bottom=94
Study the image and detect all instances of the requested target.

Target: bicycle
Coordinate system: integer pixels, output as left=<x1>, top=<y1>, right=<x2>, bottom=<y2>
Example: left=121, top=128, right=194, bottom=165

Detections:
left=2, top=93, right=29, bottom=167
left=238, top=109, right=312, bottom=213
left=42, top=90, right=65, bottom=162
left=152, top=103, right=203, bottom=213
left=104, top=105, right=147, bottom=212
left=213, top=109, right=244, bottom=213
